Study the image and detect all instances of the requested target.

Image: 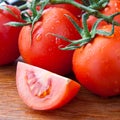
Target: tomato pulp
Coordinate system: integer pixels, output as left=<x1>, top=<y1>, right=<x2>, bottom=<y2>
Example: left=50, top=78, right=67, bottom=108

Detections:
left=16, top=62, right=80, bottom=110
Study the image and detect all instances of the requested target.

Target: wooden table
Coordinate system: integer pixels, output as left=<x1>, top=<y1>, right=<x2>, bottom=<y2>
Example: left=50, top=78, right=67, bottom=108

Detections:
left=0, top=61, right=120, bottom=120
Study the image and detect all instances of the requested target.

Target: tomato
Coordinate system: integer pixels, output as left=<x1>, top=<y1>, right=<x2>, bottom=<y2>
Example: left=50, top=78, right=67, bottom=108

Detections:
left=19, top=7, right=81, bottom=75
left=0, top=5, right=22, bottom=66
left=45, top=0, right=83, bottom=19
left=16, top=62, right=80, bottom=110
left=27, top=0, right=82, bottom=19
left=81, top=0, right=120, bottom=30
left=73, top=25, right=120, bottom=97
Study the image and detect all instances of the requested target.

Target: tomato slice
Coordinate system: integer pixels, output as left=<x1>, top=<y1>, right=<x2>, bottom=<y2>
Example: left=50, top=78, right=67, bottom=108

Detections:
left=16, top=62, right=80, bottom=110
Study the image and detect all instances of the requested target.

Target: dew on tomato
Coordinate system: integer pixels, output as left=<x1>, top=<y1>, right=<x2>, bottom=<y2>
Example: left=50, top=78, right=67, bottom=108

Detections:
left=18, top=7, right=81, bottom=75
left=73, top=25, right=120, bottom=97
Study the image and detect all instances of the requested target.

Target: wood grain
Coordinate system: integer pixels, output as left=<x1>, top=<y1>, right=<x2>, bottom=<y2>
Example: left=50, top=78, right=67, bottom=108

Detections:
left=0, top=62, right=120, bottom=120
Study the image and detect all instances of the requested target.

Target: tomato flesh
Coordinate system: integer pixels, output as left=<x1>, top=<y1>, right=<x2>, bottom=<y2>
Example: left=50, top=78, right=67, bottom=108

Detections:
left=16, top=62, right=80, bottom=110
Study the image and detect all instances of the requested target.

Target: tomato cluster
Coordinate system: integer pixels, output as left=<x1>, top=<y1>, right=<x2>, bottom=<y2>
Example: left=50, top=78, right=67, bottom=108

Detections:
left=0, top=1, right=82, bottom=110
left=1, top=0, right=120, bottom=110
left=17, top=1, right=82, bottom=110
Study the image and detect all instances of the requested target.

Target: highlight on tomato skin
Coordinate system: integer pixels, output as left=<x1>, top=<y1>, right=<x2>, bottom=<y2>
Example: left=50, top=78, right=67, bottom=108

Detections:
left=16, top=62, right=80, bottom=110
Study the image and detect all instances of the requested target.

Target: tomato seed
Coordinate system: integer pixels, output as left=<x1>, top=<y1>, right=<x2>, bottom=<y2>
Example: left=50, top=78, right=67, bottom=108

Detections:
left=26, top=70, right=52, bottom=98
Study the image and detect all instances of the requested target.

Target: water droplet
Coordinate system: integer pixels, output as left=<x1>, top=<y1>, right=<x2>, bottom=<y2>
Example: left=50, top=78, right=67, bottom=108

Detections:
left=36, top=34, right=42, bottom=41
left=55, top=37, right=61, bottom=44
left=48, top=48, right=52, bottom=52
left=56, top=20, right=60, bottom=23
left=51, top=27, right=55, bottom=30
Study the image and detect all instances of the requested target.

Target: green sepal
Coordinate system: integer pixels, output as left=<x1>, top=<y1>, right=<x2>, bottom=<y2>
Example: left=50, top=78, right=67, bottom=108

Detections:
left=64, top=14, right=83, bottom=35
left=0, top=5, right=19, bottom=18
left=90, top=18, right=104, bottom=38
left=96, top=24, right=114, bottom=36
left=4, top=21, right=31, bottom=27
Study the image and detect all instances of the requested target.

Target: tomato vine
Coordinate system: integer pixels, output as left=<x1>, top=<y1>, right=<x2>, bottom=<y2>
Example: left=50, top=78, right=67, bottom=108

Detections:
left=3, top=0, right=120, bottom=49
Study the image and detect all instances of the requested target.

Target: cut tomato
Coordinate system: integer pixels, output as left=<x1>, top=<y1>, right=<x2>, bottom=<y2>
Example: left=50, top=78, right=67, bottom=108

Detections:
left=16, top=62, right=80, bottom=110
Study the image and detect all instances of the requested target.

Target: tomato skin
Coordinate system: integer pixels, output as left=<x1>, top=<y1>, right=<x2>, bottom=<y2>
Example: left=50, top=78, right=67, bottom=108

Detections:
left=16, top=62, right=80, bottom=110
left=19, top=7, right=81, bottom=75
left=0, top=5, right=22, bottom=66
left=82, top=0, right=120, bottom=30
left=45, top=0, right=83, bottom=19
left=27, top=0, right=82, bottom=19
left=73, top=25, right=120, bottom=97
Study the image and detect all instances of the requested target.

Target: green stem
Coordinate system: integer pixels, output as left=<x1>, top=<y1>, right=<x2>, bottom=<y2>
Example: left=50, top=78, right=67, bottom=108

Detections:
left=18, top=0, right=45, bottom=11
left=19, top=0, right=115, bottom=27
left=89, top=0, right=97, bottom=5
left=81, top=0, right=89, bottom=6
left=50, top=0, right=96, bottom=12
left=18, top=3, right=27, bottom=10
left=89, top=0, right=101, bottom=9
left=67, top=0, right=119, bottom=26
left=95, top=11, right=120, bottom=26
left=50, top=0, right=120, bottom=26
left=82, top=13, right=91, bottom=37
left=15, top=0, right=120, bottom=49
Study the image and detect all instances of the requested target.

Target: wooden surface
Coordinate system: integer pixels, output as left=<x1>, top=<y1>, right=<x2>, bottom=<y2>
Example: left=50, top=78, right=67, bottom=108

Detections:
left=0, top=61, right=120, bottom=120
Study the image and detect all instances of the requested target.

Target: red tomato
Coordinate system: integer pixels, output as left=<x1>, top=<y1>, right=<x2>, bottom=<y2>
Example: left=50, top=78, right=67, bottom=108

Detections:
left=81, top=0, right=120, bottom=30
left=73, top=25, right=120, bottom=97
left=0, top=5, right=23, bottom=66
left=45, top=0, right=83, bottom=19
left=19, top=7, right=81, bottom=75
left=16, top=62, right=80, bottom=110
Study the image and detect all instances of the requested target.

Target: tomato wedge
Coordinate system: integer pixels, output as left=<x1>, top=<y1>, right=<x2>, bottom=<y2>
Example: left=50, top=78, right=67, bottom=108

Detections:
left=16, top=62, right=80, bottom=110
